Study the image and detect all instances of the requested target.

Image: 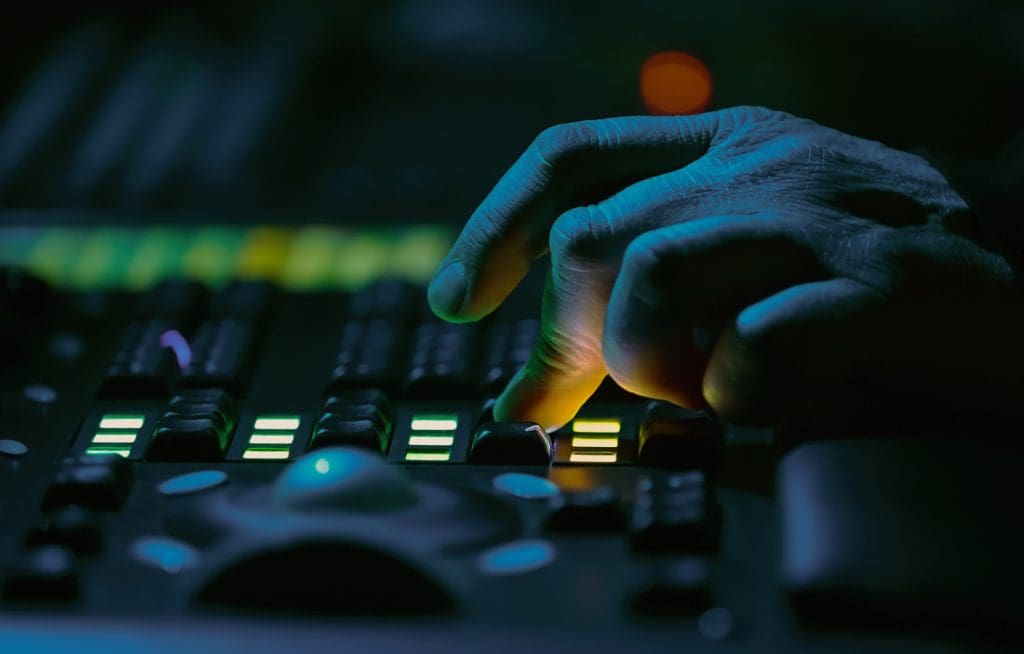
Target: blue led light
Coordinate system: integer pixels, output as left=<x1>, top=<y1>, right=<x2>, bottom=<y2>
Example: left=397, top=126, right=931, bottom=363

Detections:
left=132, top=536, right=198, bottom=574
left=157, top=469, right=229, bottom=497
left=159, top=329, right=192, bottom=369
left=492, top=472, right=560, bottom=500
left=478, top=540, right=556, bottom=576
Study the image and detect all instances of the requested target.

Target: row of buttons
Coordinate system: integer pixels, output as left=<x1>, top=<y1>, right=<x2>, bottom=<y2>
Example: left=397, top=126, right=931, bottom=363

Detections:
left=3, top=455, right=134, bottom=602
left=99, top=280, right=274, bottom=399
left=78, top=393, right=719, bottom=469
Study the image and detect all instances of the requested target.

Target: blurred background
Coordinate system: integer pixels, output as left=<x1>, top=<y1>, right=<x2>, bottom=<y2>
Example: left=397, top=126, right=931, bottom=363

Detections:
left=0, top=0, right=1022, bottom=224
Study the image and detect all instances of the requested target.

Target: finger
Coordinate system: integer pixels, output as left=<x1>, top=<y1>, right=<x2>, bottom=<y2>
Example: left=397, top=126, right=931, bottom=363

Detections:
left=602, top=215, right=825, bottom=408
left=702, top=277, right=882, bottom=426
left=428, top=114, right=724, bottom=322
left=490, top=204, right=618, bottom=431
left=488, top=171, right=733, bottom=430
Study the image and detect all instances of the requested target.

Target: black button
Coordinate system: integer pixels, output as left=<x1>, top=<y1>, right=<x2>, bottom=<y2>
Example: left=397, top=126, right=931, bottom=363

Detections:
left=630, top=558, right=713, bottom=617
left=329, top=320, right=405, bottom=395
left=322, top=398, right=391, bottom=434
left=170, top=387, right=238, bottom=424
left=180, top=319, right=255, bottom=393
left=25, top=506, right=102, bottom=555
left=404, top=322, right=479, bottom=400
left=310, top=415, right=389, bottom=453
left=470, top=422, right=551, bottom=465
left=636, top=401, right=721, bottom=471
left=2, top=546, right=79, bottom=602
left=476, top=398, right=497, bottom=429
left=99, top=319, right=177, bottom=398
left=147, top=416, right=230, bottom=461
left=543, top=486, right=626, bottom=532
left=43, top=457, right=132, bottom=511
left=630, top=475, right=720, bottom=554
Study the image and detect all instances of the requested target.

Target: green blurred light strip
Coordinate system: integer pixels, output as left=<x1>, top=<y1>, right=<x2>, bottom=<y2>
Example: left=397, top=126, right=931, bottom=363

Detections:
left=7, top=225, right=455, bottom=290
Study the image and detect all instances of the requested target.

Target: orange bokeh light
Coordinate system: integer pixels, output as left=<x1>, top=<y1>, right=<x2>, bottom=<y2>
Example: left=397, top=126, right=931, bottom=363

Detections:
left=640, top=51, right=713, bottom=115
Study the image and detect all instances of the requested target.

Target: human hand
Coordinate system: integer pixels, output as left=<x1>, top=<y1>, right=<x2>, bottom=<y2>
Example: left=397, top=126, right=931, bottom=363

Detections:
left=428, top=107, right=1023, bottom=430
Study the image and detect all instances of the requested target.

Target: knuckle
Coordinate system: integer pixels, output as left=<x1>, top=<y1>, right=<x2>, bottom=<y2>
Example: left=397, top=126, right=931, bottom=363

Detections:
left=621, top=232, right=663, bottom=280
left=532, top=121, right=596, bottom=168
left=549, top=205, right=607, bottom=263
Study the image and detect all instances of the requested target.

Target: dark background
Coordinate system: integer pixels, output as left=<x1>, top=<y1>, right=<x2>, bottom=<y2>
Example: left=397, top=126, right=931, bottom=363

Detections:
left=1, top=0, right=1021, bottom=223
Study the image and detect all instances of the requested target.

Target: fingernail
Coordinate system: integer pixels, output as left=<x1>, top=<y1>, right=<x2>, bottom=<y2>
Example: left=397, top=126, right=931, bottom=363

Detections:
left=427, top=261, right=468, bottom=318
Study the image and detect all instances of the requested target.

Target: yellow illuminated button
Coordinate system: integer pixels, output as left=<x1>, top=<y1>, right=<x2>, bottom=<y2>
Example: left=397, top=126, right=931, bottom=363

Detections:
left=570, top=436, right=619, bottom=449
left=571, top=418, right=621, bottom=434
left=568, top=451, right=618, bottom=464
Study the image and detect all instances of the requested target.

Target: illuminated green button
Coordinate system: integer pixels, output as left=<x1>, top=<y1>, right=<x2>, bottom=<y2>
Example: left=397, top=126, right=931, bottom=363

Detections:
left=410, top=414, right=458, bottom=432
left=253, top=416, right=301, bottom=431
left=408, top=434, right=455, bottom=447
left=98, top=414, right=145, bottom=430
left=242, top=448, right=291, bottom=460
left=86, top=445, right=132, bottom=458
left=404, top=449, right=452, bottom=462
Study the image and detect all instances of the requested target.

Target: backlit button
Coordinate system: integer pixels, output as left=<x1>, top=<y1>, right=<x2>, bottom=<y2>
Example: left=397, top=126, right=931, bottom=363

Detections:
left=478, top=540, right=556, bottom=576
left=492, top=472, right=560, bottom=500
left=470, top=422, right=551, bottom=465
left=0, top=438, right=28, bottom=458
left=157, top=470, right=229, bottom=497
left=132, top=536, right=198, bottom=574
left=1, top=546, right=79, bottom=602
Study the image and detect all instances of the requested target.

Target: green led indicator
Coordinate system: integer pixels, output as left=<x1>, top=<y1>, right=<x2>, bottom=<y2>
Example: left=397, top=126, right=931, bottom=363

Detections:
left=242, top=447, right=291, bottom=460
left=98, top=414, right=145, bottom=430
left=253, top=416, right=301, bottom=431
left=404, top=449, right=452, bottom=462
left=86, top=445, right=131, bottom=458
left=410, top=414, right=459, bottom=432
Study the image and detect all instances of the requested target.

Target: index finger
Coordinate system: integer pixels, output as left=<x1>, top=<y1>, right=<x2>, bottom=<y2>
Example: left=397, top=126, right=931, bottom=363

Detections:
left=427, top=113, right=723, bottom=322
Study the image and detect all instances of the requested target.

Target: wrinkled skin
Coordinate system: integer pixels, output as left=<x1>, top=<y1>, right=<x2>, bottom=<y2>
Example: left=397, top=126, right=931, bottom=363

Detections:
left=428, top=107, right=1024, bottom=432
